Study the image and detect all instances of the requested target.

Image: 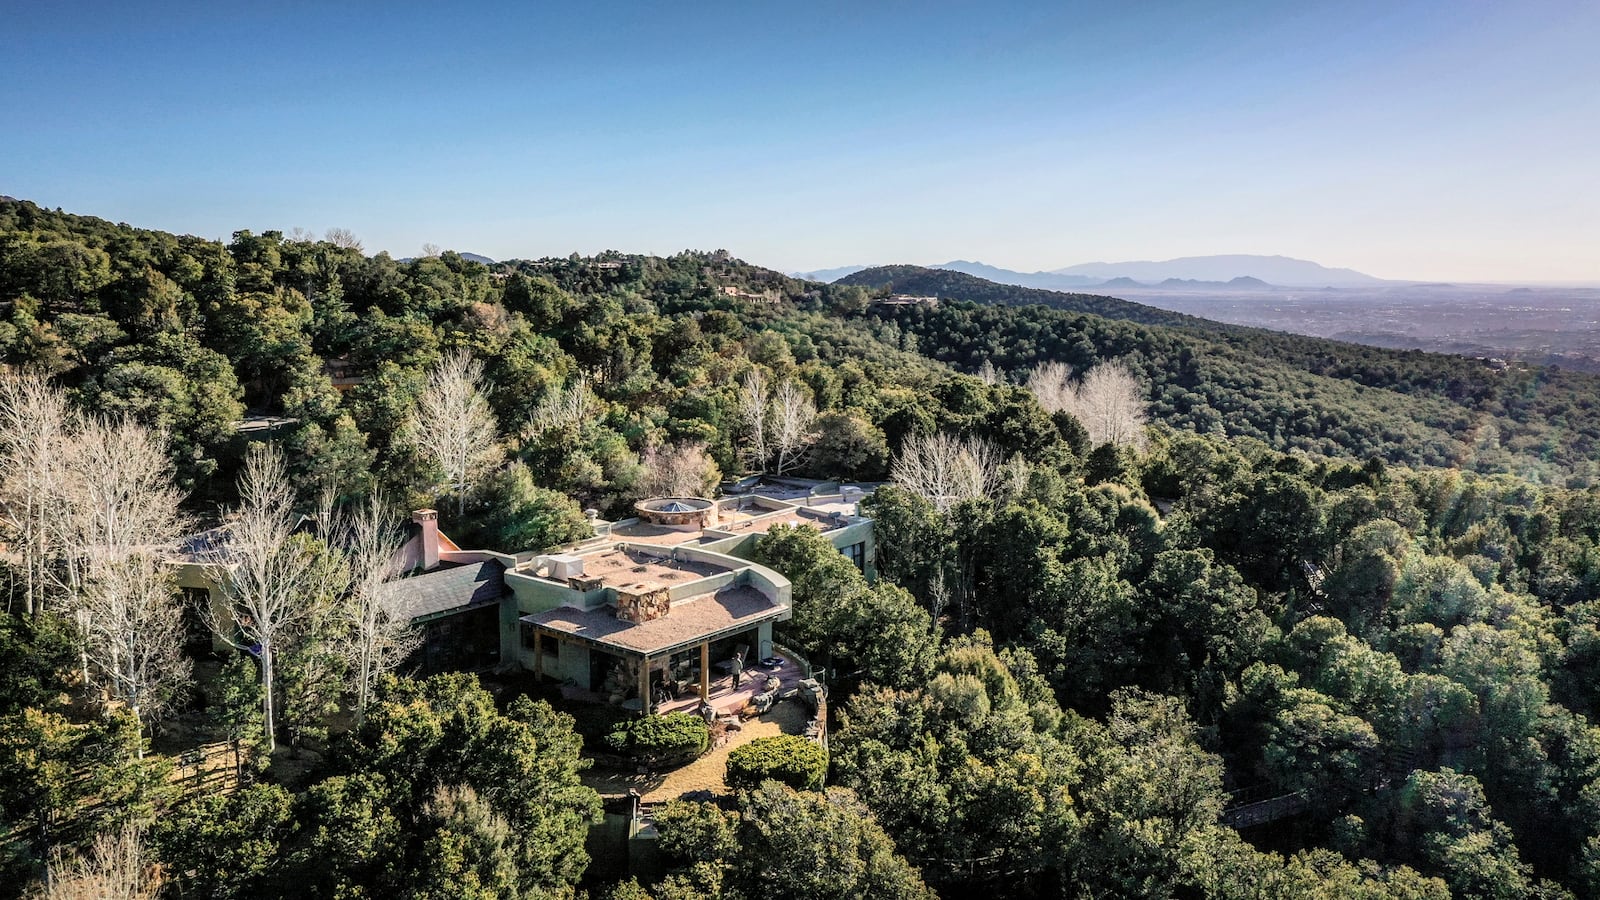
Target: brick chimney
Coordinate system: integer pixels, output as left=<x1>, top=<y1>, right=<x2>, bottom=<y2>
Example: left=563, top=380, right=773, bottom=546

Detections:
left=412, top=509, right=440, bottom=571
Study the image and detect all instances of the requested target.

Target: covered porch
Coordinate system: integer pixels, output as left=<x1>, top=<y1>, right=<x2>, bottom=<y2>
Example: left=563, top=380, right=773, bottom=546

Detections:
left=520, top=584, right=788, bottom=716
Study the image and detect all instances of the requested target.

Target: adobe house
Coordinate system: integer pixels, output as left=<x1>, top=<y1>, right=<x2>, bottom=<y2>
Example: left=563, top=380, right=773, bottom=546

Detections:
left=509, top=541, right=792, bottom=715
left=603, top=487, right=876, bottom=579
left=173, top=486, right=872, bottom=713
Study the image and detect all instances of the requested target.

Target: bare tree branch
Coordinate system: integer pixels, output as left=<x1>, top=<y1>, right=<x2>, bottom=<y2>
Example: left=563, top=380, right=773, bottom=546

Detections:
left=739, top=368, right=770, bottom=474
left=526, top=375, right=595, bottom=436
left=1074, top=361, right=1149, bottom=450
left=890, top=433, right=1002, bottom=513
left=206, top=444, right=336, bottom=754
left=60, top=417, right=190, bottom=742
left=334, top=492, right=417, bottom=721
left=1025, top=361, right=1075, bottom=416
left=410, top=351, right=501, bottom=516
left=637, top=442, right=720, bottom=498
left=37, top=822, right=159, bottom=900
left=770, top=379, right=817, bottom=476
left=0, top=370, right=72, bottom=616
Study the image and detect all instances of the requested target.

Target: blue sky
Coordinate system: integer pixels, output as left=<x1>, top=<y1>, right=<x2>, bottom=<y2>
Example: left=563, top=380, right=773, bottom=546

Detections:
left=3, top=1, right=1597, bottom=281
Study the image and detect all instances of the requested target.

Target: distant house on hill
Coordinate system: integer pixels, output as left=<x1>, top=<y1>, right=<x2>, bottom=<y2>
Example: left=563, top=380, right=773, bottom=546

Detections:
left=873, top=293, right=938, bottom=307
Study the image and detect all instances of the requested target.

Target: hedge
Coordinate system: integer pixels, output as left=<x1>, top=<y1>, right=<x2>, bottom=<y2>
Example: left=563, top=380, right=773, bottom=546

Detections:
left=725, top=735, right=828, bottom=792
left=604, top=713, right=709, bottom=768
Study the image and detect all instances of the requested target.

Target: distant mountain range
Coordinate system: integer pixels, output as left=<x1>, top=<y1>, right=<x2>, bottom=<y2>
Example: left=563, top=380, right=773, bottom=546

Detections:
left=399, top=251, right=496, bottom=265
left=793, top=254, right=1388, bottom=290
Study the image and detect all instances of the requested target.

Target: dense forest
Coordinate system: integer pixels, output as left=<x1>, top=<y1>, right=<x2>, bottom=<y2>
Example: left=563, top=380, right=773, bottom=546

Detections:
left=2, top=196, right=1599, bottom=898
left=843, top=265, right=1600, bottom=486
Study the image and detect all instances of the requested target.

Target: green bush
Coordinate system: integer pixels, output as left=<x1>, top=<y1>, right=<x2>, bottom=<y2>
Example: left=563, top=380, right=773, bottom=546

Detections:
left=725, top=735, right=828, bottom=792
left=605, top=712, right=709, bottom=767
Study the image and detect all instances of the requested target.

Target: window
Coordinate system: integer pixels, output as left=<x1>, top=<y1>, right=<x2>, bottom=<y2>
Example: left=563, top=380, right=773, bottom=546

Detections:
left=520, top=625, right=559, bottom=659
left=842, top=541, right=866, bottom=571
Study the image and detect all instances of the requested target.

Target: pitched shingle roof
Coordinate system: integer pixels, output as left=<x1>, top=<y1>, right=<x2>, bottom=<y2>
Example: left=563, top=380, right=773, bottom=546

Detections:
left=381, top=560, right=507, bottom=622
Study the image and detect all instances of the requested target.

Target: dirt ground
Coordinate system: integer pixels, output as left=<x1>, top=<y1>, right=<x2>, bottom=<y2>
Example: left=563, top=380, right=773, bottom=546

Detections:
left=581, top=699, right=810, bottom=801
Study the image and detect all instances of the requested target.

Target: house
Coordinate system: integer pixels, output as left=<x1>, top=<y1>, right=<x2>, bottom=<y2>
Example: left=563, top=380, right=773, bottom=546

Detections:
left=510, top=540, right=792, bottom=715
left=171, top=509, right=518, bottom=673
left=600, top=486, right=875, bottom=579
left=172, top=487, right=877, bottom=715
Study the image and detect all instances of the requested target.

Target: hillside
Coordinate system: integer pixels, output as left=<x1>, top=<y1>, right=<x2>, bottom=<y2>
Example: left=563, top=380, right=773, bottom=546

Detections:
left=838, top=264, right=1209, bottom=328
left=842, top=264, right=1600, bottom=485
left=6, top=197, right=1600, bottom=898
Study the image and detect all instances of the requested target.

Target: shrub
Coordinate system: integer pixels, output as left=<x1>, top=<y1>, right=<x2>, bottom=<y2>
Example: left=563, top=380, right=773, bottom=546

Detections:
left=725, top=735, right=828, bottom=792
left=605, top=712, right=709, bottom=767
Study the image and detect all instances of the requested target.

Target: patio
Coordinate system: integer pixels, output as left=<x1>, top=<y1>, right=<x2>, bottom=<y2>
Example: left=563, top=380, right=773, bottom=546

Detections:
left=556, top=646, right=807, bottom=719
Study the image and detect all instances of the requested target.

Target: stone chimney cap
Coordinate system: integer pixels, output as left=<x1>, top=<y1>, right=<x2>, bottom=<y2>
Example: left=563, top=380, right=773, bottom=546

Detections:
left=413, top=509, right=438, bottom=521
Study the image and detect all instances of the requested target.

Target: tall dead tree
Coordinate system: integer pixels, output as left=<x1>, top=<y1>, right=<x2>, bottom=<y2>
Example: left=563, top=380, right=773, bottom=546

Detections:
left=81, top=553, right=189, bottom=753
left=0, top=371, right=72, bottom=615
left=62, top=417, right=190, bottom=737
left=208, top=444, right=331, bottom=754
left=1074, top=361, right=1149, bottom=449
left=411, top=350, right=501, bottom=516
left=335, top=493, right=416, bottom=721
left=1025, top=361, right=1075, bottom=416
left=739, top=368, right=771, bottom=473
left=769, top=380, right=817, bottom=476
left=890, top=433, right=1001, bottom=514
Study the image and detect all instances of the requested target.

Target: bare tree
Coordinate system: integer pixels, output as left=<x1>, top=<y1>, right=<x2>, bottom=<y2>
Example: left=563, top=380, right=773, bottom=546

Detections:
left=335, top=493, right=417, bottom=721
left=1025, top=361, right=1075, bottom=415
left=976, top=359, right=1002, bottom=386
left=420, top=242, right=442, bottom=258
left=0, top=371, right=72, bottom=615
left=738, top=368, right=770, bottom=473
left=207, top=444, right=333, bottom=754
left=769, top=379, right=817, bottom=476
left=890, top=433, right=1002, bottom=513
left=1027, top=359, right=1148, bottom=449
left=36, top=823, right=159, bottom=900
left=637, top=442, right=720, bottom=498
left=527, top=376, right=596, bottom=435
left=1073, top=361, right=1149, bottom=450
left=324, top=227, right=363, bottom=252
left=60, top=417, right=189, bottom=724
left=410, top=351, right=501, bottom=516
left=81, top=554, right=189, bottom=753
left=62, top=418, right=187, bottom=564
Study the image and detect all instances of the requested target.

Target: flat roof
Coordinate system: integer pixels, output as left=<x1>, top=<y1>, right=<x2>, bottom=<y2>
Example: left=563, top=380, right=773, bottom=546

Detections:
left=717, top=508, right=848, bottom=536
left=604, top=521, right=717, bottom=547
left=524, top=585, right=782, bottom=656
left=551, top=546, right=729, bottom=591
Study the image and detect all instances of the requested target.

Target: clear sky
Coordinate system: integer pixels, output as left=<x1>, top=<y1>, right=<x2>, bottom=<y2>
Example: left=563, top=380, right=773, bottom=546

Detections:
left=3, top=1, right=1597, bottom=282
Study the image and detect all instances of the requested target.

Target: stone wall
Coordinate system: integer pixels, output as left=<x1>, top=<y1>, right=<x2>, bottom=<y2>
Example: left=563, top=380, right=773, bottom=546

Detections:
left=615, top=585, right=672, bottom=623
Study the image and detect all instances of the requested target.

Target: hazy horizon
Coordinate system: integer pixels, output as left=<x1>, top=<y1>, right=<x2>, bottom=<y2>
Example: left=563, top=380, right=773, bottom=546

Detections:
left=5, top=1, right=1598, bottom=283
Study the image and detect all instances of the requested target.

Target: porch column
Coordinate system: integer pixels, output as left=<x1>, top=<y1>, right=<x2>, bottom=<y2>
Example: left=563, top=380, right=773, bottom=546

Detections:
left=638, top=655, right=652, bottom=716
left=699, top=642, right=710, bottom=701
